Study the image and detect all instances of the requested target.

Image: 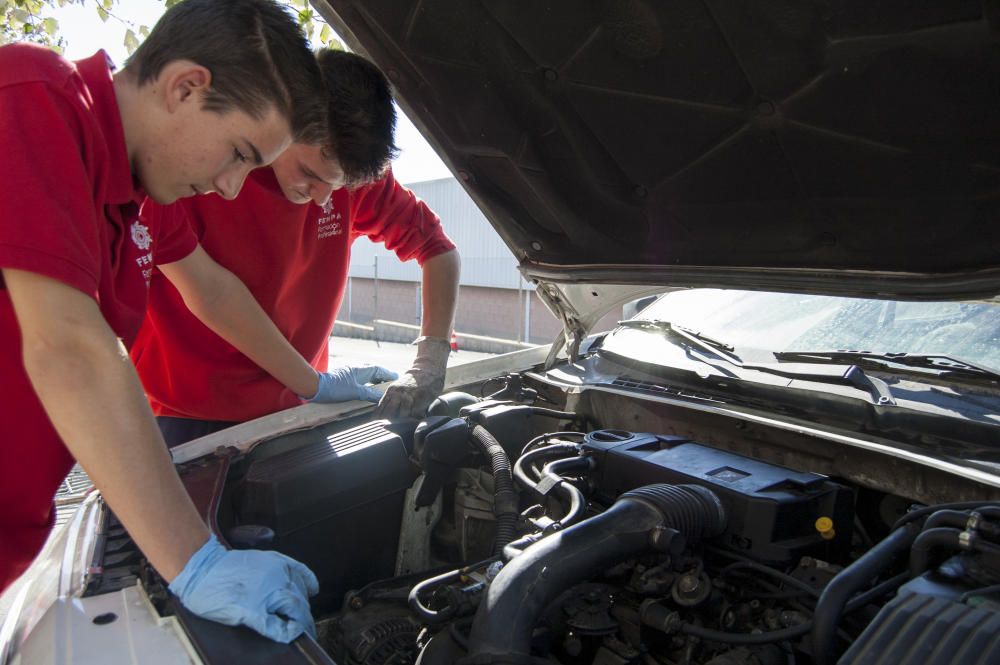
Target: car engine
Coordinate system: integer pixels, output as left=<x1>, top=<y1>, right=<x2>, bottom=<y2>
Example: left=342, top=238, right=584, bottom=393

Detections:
left=225, top=376, right=1000, bottom=665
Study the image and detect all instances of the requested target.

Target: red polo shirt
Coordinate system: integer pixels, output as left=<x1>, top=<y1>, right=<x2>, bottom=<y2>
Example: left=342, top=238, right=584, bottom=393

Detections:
left=132, top=168, right=454, bottom=422
left=0, top=45, right=197, bottom=591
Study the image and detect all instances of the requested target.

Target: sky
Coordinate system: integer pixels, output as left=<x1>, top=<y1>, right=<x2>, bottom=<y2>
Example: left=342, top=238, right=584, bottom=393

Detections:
left=49, top=0, right=453, bottom=185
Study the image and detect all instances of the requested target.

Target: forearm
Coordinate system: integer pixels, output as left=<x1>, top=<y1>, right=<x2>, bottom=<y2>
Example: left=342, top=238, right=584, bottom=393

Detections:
left=183, top=273, right=319, bottom=396
left=372, top=250, right=458, bottom=419
left=28, top=336, right=207, bottom=580
left=419, top=249, right=460, bottom=338
left=7, top=271, right=208, bottom=581
left=161, top=247, right=319, bottom=398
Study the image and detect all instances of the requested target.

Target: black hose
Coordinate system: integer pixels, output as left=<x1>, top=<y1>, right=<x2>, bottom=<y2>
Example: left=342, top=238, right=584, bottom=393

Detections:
left=682, top=621, right=810, bottom=645
left=520, top=431, right=586, bottom=456
left=466, top=484, right=726, bottom=664
left=891, top=501, right=1000, bottom=530
left=975, top=506, right=1000, bottom=521
left=909, top=527, right=1000, bottom=577
left=541, top=455, right=591, bottom=480
left=512, top=443, right=580, bottom=489
left=408, top=556, right=500, bottom=624
left=924, top=509, right=979, bottom=532
left=910, top=527, right=963, bottom=578
left=719, top=561, right=821, bottom=599
left=470, top=425, right=519, bottom=552
left=502, top=532, right=544, bottom=562
left=408, top=568, right=463, bottom=623
left=844, top=572, right=908, bottom=613
left=811, top=521, right=921, bottom=665
left=540, top=456, right=592, bottom=528
left=502, top=458, right=592, bottom=561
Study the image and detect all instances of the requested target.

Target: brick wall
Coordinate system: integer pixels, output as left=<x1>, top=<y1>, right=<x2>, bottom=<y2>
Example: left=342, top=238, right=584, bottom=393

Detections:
left=340, top=278, right=621, bottom=345
left=342, top=278, right=419, bottom=325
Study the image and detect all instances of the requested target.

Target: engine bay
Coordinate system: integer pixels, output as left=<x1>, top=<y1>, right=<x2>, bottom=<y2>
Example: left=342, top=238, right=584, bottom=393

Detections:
left=208, top=372, right=1000, bottom=665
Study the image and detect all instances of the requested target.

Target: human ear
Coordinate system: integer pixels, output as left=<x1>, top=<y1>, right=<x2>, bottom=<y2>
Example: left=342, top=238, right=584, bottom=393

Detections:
left=161, top=60, right=212, bottom=113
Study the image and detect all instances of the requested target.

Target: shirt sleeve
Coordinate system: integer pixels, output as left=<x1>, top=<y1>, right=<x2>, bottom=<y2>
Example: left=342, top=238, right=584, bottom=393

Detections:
left=0, top=82, right=102, bottom=298
left=350, top=169, right=456, bottom=265
left=144, top=200, right=198, bottom=266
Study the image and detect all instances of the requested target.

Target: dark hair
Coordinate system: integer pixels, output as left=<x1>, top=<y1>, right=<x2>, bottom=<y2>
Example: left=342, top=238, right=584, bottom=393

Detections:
left=125, top=0, right=325, bottom=142
left=316, top=49, right=399, bottom=187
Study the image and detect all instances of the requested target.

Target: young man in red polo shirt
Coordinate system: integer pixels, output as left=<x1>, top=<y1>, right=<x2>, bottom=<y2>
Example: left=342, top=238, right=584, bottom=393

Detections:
left=0, top=0, right=327, bottom=643
left=133, top=50, right=460, bottom=446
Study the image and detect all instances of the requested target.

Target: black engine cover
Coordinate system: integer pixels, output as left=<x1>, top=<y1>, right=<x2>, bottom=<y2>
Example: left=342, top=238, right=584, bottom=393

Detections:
left=237, top=419, right=418, bottom=612
left=582, top=430, right=853, bottom=565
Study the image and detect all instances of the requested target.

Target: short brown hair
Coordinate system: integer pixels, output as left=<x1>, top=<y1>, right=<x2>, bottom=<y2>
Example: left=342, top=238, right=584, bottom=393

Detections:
left=125, top=0, right=324, bottom=142
left=316, top=49, right=399, bottom=187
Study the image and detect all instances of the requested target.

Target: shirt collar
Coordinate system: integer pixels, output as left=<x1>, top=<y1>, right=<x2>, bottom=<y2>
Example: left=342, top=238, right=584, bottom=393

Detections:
left=74, top=51, right=136, bottom=206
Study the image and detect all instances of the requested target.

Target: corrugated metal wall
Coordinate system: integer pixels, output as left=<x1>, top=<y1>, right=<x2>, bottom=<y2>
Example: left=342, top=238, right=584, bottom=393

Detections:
left=348, top=177, right=525, bottom=290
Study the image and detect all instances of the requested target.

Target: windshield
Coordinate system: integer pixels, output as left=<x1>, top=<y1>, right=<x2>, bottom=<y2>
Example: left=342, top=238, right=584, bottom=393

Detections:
left=630, top=290, right=1000, bottom=372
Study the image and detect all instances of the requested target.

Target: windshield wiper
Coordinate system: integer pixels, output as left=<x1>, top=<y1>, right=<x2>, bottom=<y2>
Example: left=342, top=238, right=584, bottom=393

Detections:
left=618, top=319, right=737, bottom=356
left=614, top=320, right=896, bottom=405
left=773, top=351, right=1000, bottom=386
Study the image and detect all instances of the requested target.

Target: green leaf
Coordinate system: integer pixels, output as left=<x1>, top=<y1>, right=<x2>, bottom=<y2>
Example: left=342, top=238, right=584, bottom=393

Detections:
left=96, top=5, right=108, bottom=21
left=139, top=24, right=149, bottom=38
left=102, top=0, right=112, bottom=9
left=319, top=23, right=331, bottom=44
left=42, top=17, right=57, bottom=35
left=123, top=28, right=138, bottom=54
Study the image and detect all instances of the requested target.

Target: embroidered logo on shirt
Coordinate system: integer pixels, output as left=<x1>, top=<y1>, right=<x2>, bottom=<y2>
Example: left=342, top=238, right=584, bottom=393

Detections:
left=130, top=221, right=152, bottom=251
left=130, top=221, right=154, bottom=285
left=134, top=250, right=154, bottom=285
left=317, top=200, right=343, bottom=239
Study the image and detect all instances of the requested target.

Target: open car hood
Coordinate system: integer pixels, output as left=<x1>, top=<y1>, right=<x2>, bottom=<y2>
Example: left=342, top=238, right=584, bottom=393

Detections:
left=312, top=1, right=1000, bottom=300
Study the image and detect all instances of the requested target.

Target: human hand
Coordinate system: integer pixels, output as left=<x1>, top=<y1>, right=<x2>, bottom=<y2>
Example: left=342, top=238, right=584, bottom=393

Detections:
left=373, top=336, right=450, bottom=419
left=301, top=364, right=398, bottom=403
left=168, top=534, right=319, bottom=643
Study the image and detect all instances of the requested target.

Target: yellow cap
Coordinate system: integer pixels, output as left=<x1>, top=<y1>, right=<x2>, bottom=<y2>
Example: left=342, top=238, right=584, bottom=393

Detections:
left=815, top=517, right=834, bottom=534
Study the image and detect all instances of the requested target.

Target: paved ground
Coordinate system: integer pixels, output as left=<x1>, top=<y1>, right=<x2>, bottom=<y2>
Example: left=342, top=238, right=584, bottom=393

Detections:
left=328, top=335, right=494, bottom=376
left=0, top=337, right=496, bottom=625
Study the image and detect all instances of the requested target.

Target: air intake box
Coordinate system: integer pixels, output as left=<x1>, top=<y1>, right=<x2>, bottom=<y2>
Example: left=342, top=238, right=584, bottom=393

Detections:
left=241, top=419, right=416, bottom=534
left=238, top=419, right=418, bottom=611
left=840, top=587, right=1000, bottom=665
left=582, top=430, right=852, bottom=565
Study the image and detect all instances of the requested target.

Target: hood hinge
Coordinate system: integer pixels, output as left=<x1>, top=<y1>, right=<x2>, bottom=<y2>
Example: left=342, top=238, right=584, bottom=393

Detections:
left=535, top=282, right=587, bottom=368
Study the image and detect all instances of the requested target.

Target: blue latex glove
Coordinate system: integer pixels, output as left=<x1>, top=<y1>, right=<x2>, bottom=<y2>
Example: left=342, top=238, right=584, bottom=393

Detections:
left=169, top=534, right=319, bottom=643
left=301, top=364, right=398, bottom=403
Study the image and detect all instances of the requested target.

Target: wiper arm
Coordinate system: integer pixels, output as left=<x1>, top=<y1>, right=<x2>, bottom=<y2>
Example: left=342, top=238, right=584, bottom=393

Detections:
left=618, top=319, right=737, bottom=357
left=615, top=320, right=895, bottom=405
left=774, top=351, right=1000, bottom=385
